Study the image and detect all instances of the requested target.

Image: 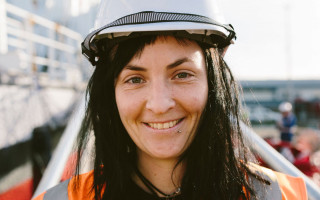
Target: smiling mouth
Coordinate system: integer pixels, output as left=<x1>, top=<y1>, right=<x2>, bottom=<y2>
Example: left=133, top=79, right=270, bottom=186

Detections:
left=145, top=118, right=183, bottom=130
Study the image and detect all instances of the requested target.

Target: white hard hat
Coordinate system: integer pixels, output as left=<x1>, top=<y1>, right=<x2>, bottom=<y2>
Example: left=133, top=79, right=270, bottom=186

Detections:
left=279, top=102, right=293, bottom=112
left=82, top=0, right=236, bottom=65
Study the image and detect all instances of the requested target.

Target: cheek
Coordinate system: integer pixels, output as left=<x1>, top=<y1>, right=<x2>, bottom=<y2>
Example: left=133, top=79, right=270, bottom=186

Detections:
left=115, top=90, right=143, bottom=122
left=116, top=94, right=128, bottom=120
left=179, top=84, right=208, bottom=112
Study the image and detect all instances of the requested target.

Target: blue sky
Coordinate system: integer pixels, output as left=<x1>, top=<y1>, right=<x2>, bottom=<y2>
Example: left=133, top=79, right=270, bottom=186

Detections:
left=220, top=0, right=320, bottom=80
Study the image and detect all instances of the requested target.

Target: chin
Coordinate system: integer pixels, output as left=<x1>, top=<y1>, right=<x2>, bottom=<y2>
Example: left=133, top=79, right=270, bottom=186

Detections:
left=148, top=147, right=184, bottom=160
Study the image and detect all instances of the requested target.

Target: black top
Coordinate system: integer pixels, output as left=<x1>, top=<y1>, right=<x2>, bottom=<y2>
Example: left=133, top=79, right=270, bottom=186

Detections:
left=126, top=179, right=183, bottom=200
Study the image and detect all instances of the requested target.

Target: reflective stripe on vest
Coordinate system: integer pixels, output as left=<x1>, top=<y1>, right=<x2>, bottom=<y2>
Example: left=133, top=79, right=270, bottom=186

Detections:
left=248, top=163, right=282, bottom=199
left=43, top=179, right=70, bottom=200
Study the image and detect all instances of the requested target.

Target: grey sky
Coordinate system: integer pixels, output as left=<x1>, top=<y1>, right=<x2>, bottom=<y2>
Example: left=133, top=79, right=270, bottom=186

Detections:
left=220, top=0, right=320, bottom=80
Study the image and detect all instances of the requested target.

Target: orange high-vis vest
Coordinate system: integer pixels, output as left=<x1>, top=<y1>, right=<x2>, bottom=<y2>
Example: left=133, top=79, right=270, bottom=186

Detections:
left=33, top=164, right=308, bottom=200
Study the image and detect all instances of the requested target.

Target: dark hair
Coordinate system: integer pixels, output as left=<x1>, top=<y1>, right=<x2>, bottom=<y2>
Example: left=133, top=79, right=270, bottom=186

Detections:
left=76, top=35, right=263, bottom=200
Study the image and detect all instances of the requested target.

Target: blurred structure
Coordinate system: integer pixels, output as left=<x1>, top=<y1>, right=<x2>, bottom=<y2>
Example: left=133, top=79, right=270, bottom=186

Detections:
left=242, top=80, right=320, bottom=128
left=0, top=0, right=86, bottom=150
left=0, top=1, right=85, bottom=85
left=0, top=0, right=99, bottom=199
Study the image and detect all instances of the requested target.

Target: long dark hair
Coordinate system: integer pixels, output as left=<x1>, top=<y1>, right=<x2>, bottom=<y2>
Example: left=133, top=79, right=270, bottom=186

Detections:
left=75, top=35, right=263, bottom=199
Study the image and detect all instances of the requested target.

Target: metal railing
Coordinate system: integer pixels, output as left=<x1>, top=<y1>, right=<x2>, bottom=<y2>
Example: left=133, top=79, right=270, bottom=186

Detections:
left=32, top=95, right=320, bottom=199
left=0, top=0, right=84, bottom=87
left=32, top=94, right=86, bottom=198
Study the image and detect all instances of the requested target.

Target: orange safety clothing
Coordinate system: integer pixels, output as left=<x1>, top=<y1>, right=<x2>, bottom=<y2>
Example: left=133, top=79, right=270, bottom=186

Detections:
left=33, top=165, right=308, bottom=200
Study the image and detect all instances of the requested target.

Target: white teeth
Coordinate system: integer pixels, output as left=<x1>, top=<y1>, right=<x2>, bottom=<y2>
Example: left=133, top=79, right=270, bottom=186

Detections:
left=148, top=120, right=179, bottom=130
left=163, top=123, right=169, bottom=129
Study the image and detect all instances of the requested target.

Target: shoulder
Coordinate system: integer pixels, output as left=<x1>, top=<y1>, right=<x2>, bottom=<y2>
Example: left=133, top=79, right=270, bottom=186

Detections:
left=248, top=163, right=308, bottom=200
left=32, top=170, right=96, bottom=200
left=273, top=170, right=308, bottom=200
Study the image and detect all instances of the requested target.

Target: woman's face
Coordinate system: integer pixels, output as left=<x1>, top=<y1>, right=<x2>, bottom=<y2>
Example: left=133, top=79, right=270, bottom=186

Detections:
left=115, top=36, right=208, bottom=161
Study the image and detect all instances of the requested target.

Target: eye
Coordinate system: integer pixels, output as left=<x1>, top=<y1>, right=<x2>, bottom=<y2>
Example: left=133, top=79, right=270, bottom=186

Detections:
left=175, top=72, right=191, bottom=79
left=126, top=77, right=144, bottom=84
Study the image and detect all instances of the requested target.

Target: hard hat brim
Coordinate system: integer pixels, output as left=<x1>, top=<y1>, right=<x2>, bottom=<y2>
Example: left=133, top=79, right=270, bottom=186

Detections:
left=82, top=11, right=236, bottom=66
left=97, top=22, right=229, bottom=39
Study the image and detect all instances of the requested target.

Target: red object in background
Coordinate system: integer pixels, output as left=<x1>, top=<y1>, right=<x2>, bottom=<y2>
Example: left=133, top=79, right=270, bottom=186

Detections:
left=294, top=156, right=314, bottom=177
left=258, top=138, right=320, bottom=179
left=0, top=152, right=78, bottom=200
left=0, top=179, right=33, bottom=200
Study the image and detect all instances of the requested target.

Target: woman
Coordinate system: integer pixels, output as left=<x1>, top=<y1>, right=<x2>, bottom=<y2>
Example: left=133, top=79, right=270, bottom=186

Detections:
left=34, top=0, right=307, bottom=199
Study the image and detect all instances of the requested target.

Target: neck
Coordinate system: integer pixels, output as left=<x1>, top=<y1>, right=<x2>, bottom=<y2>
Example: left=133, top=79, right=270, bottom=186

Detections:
left=133, top=152, right=185, bottom=197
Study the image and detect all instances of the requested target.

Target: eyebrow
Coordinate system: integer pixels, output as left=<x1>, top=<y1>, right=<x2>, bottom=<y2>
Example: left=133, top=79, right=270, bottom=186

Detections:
left=124, top=57, right=191, bottom=71
left=167, top=57, right=190, bottom=69
left=123, top=65, right=147, bottom=71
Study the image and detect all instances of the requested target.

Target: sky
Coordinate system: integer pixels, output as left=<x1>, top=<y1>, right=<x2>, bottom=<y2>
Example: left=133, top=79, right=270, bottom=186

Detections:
left=220, top=0, right=320, bottom=80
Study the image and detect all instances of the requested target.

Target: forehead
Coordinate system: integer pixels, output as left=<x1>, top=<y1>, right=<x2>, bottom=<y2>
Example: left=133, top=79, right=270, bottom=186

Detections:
left=111, top=35, right=206, bottom=79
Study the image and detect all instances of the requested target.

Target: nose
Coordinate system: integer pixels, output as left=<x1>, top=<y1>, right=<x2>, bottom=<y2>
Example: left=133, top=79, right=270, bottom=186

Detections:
left=145, top=80, right=175, bottom=114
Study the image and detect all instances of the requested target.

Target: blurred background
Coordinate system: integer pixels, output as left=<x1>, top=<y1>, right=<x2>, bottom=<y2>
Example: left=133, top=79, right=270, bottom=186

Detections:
left=0, top=0, right=319, bottom=199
